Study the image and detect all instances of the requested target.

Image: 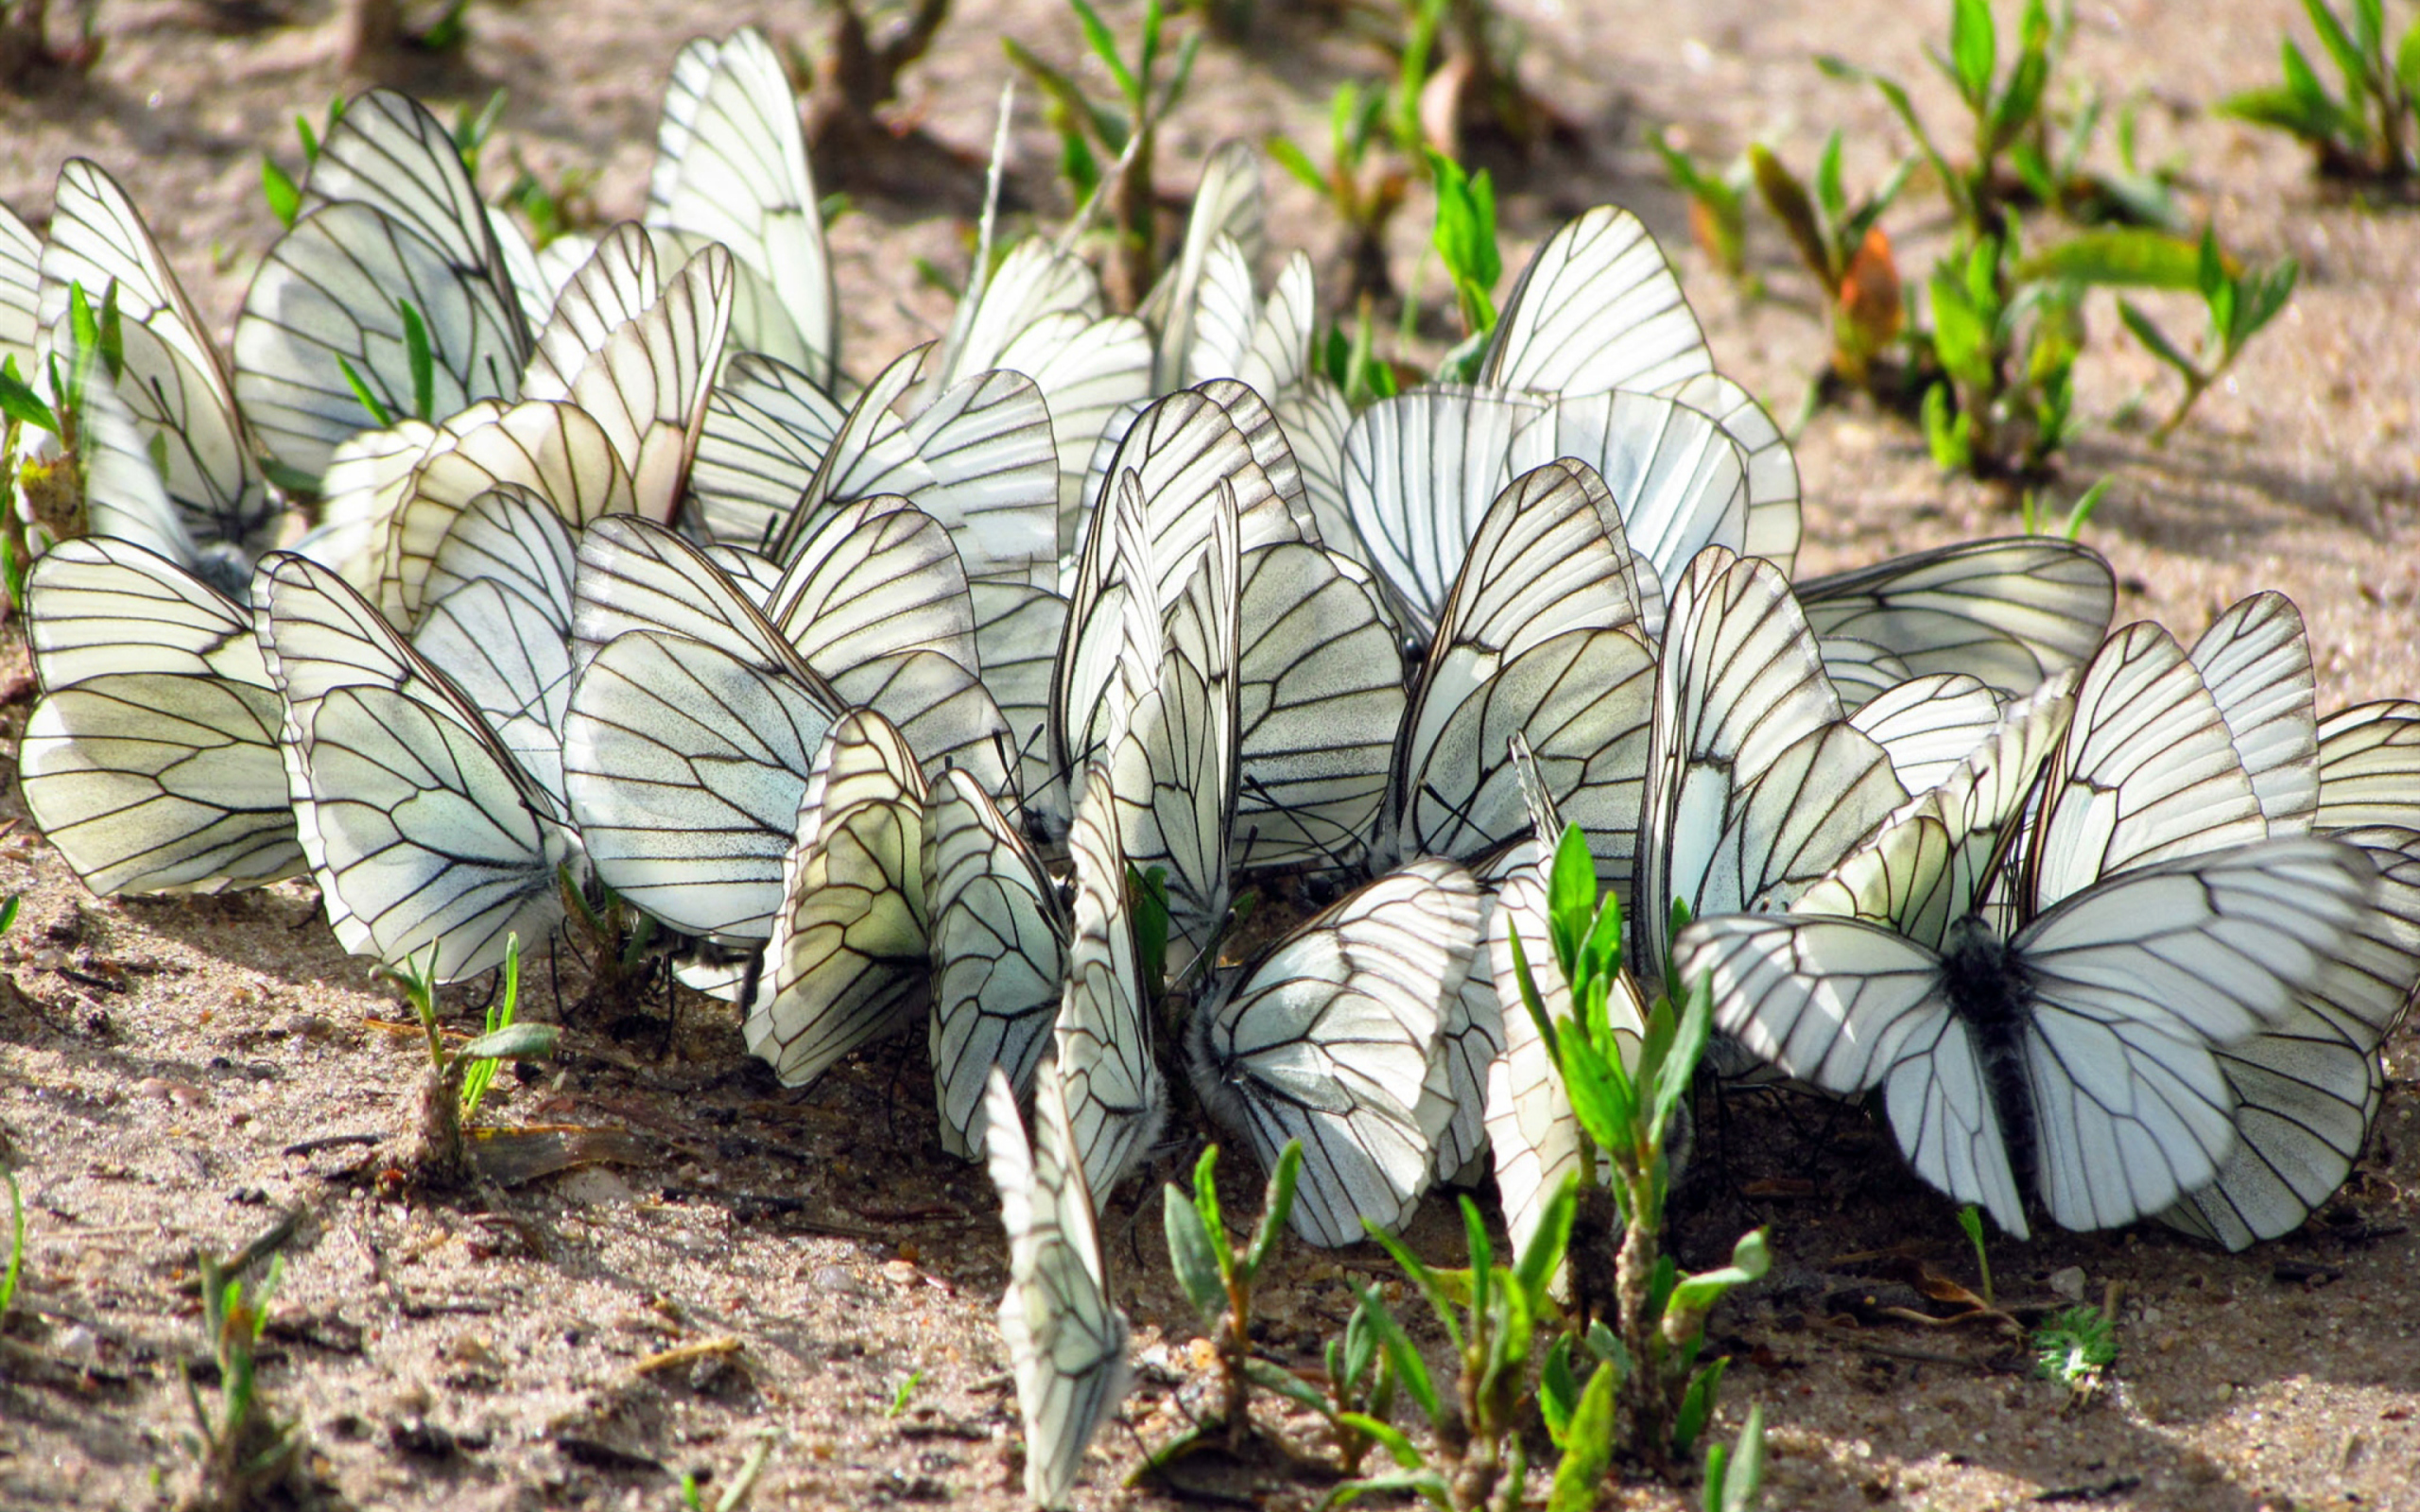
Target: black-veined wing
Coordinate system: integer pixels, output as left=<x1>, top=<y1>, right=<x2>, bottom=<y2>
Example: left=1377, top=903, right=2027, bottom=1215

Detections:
left=1634, top=546, right=1904, bottom=974
left=1657, top=371, right=1801, bottom=578
left=2188, top=591, right=2319, bottom=833
left=1478, top=204, right=1712, bottom=399
left=1793, top=672, right=2078, bottom=951
left=1686, top=835, right=2377, bottom=1237
left=1145, top=140, right=1265, bottom=391
left=1186, top=857, right=1479, bottom=1246
left=1340, top=386, right=1552, bottom=642
left=299, top=684, right=575, bottom=983
left=927, top=768, right=1068, bottom=1160
left=295, top=417, right=443, bottom=594
left=744, top=709, right=930, bottom=1086
left=691, top=352, right=846, bottom=547
left=2017, top=620, right=2268, bottom=919
left=1381, top=461, right=1656, bottom=875
left=759, top=344, right=933, bottom=563
left=519, top=230, right=735, bottom=521
left=413, top=487, right=579, bottom=802
left=234, top=201, right=530, bottom=484
left=1046, top=472, right=1162, bottom=823
left=1847, top=671, right=2005, bottom=794
left=0, top=198, right=37, bottom=371
left=21, top=673, right=302, bottom=895
left=1793, top=538, right=2115, bottom=698
left=982, top=1062, right=1132, bottom=1512
left=1539, top=388, right=1748, bottom=633
left=1232, top=538, right=1405, bottom=871
left=26, top=536, right=266, bottom=692
left=2165, top=824, right=2420, bottom=1249
left=2312, top=701, right=2420, bottom=833
left=300, top=88, right=533, bottom=360
left=1054, top=764, right=1167, bottom=1198
left=40, top=160, right=276, bottom=558
left=648, top=26, right=838, bottom=387
left=382, top=397, right=636, bottom=626
left=1111, top=492, right=1238, bottom=955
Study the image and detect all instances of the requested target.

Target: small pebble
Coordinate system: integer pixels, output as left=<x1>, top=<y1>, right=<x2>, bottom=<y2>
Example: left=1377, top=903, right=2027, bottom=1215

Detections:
left=2048, top=1265, right=2087, bottom=1302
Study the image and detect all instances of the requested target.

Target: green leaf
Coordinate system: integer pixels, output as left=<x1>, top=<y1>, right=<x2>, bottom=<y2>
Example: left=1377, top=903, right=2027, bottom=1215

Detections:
left=2022, top=228, right=2205, bottom=288
left=1512, top=1178, right=1579, bottom=1312
left=2118, top=299, right=2201, bottom=378
left=261, top=155, right=302, bottom=229
left=1164, top=1186, right=1228, bottom=1321
left=1130, top=864, right=1170, bottom=989
left=2397, top=19, right=2420, bottom=100
left=397, top=297, right=435, bottom=421
left=1266, top=136, right=1328, bottom=198
left=1668, top=1228, right=1772, bottom=1316
left=0, top=894, right=18, bottom=936
left=2304, top=0, right=2371, bottom=101
left=1325, top=1464, right=1454, bottom=1511
left=1716, top=1404, right=1767, bottom=1512
left=1671, top=1355, right=1728, bottom=1455
left=1361, top=1222, right=1463, bottom=1355
left=1558, top=1022, right=1633, bottom=1154
left=1546, top=822, right=1598, bottom=982
left=2218, top=82, right=2338, bottom=141
left=1189, top=1143, right=1230, bottom=1259
left=1751, top=143, right=1836, bottom=284
left=458, top=1022, right=556, bottom=1061
left=1245, top=1140, right=1301, bottom=1277
left=1949, top=0, right=1996, bottom=110
left=335, top=353, right=397, bottom=429
left=1814, top=129, right=1847, bottom=232
left=1922, top=382, right=1970, bottom=472
left=1927, top=270, right=1991, bottom=387
left=1243, top=1357, right=1331, bottom=1416
left=1067, top=0, right=1139, bottom=110
left=1545, top=1349, right=1618, bottom=1512
left=1540, top=1335, right=1582, bottom=1445
left=1349, top=1285, right=1440, bottom=1426
left=0, top=361, right=59, bottom=437
left=1653, top=973, right=1713, bottom=1142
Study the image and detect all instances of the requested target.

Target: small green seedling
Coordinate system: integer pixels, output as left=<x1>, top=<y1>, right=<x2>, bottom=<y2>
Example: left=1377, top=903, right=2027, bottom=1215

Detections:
left=182, top=1251, right=301, bottom=1512
left=679, top=1429, right=779, bottom=1512
left=1154, top=1141, right=1303, bottom=1452
left=1, top=1164, right=24, bottom=1324
left=2221, top=0, right=2420, bottom=183
left=1651, top=129, right=1755, bottom=289
left=458, top=934, right=525, bottom=1123
left=1918, top=230, right=2087, bottom=476
left=1320, top=297, right=1401, bottom=409
left=260, top=96, right=348, bottom=230
left=1954, top=1205, right=1994, bottom=1305
left=1509, top=822, right=1772, bottom=1480
left=2032, top=1303, right=2117, bottom=1392
left=1752, top=132, right=1914, bottom=386
left=1268, top=82, right=1409, bottom=303
left=885, top=1369, right=925, bottom=1418
left=503, top=150, right=603, bottom=251
left=381, top=935, right=557, bottom=1187
left=1427, top=149, right=1501, bottom=381
left=2018, top=476, right=2109, bottom=541
left=333, top=294, right=439, bottom=429
left=1334, top=1177, right=1579, bottom=1512
left=2118, top=227, right=2300, bottom=445
left=1004, top=0, right=1201, bottom=308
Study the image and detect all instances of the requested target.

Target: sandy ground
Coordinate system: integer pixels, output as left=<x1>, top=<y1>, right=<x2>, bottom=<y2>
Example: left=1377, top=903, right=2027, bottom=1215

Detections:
left=4, top=1, right=2420, bottom=1508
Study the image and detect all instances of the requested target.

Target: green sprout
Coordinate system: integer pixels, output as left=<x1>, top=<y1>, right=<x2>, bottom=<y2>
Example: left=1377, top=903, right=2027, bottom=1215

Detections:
left=2032, top=1304, right=2118, bottom=1391
left=2221, top=0, right=2420, bottom=183
left=1268, top=82, right=1409, bottom=303
left=181, top=1251, right=302, bottom=1512
left=1150, top=1141, right=1303, bottom=1458
left=380, top=934, right=556, bottom=1187
left=2118, top=227, right=2301, bottom=445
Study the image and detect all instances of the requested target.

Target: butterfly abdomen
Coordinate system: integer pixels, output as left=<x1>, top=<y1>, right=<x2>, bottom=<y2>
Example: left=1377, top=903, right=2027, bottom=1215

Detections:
left=1938, top=914, right=2039, bottom=1195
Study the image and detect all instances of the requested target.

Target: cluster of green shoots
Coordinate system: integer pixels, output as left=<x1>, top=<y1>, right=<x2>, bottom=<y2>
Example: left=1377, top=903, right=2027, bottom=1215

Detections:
left=1147, top=822, right=1771, bottom=1510
left=181, top=1250, right=302, bottom=1512
left=1657, top=0, right=2296, bottom=486
left=379, top=934, right=556, bottom=1188
left=2222, top=0, right=2420, bottom=185
left=0, top=279, right=126, bottom=607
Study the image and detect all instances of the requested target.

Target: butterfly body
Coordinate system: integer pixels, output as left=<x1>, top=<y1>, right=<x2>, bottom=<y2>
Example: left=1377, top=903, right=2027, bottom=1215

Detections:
left=1935, top=913, right=2042, bottom=1194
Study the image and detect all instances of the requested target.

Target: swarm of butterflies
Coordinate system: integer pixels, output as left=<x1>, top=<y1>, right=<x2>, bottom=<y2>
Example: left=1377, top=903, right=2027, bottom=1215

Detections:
left=7, top=27, right=2417, bottom=1506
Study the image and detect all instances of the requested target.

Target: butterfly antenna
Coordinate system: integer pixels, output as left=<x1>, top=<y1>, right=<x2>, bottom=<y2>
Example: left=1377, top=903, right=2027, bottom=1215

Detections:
left=1418, top=776, right=1491, bottom=855
left=1237, top=772, right=1364, bottom=882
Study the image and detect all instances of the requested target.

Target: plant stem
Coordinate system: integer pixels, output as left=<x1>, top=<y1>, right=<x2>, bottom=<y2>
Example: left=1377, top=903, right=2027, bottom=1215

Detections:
left=2149, top=369, right=2208, bottom=447
left=1615, top=1194, right=1671, bottom=1473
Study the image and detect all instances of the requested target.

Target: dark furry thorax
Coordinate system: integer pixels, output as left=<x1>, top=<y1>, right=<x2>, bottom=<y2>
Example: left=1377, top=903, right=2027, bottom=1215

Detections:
left=1938, top=915, right=2038, bottom=1197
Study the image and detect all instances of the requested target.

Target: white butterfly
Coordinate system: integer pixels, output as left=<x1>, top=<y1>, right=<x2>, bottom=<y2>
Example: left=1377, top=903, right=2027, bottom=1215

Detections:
left=38, top=160, right=280, bottom=563
left=744, top=709, right=931, bottom=1088
left=1629, top=546, right=1910, bottom=978
left=927, top=768, right=1068, bottom=1160
left=1054, top=762, right=1167, bottom=1200
left=1477, top=204, right=1714, bottom=401
left=1372, top=458, right=1656, bottom=883
left=1794, top=538, right=2116, bottom=704
left=982, top=1062, right=1132, bottom=1512
left=256, top=553, right=577, bottom=983
left=233, top=90, right=533, bottom=483
left=1186, top=856, right=1480, bottom=1246
left=19, top=538, right=302, bottom=894
left=648, top=26, right=839, bottom=388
